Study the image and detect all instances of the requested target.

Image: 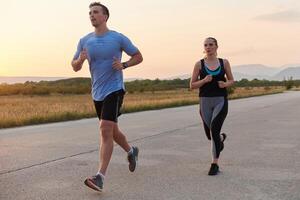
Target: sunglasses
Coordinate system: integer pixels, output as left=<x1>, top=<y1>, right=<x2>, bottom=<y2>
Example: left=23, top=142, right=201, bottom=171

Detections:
left=204, top=43, right=214, bottom=47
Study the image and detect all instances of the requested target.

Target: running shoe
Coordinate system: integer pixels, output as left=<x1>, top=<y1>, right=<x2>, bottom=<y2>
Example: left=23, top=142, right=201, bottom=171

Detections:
left=128, top=146, right=139, bottom=172
left=84, top=174, right=103, bottom=192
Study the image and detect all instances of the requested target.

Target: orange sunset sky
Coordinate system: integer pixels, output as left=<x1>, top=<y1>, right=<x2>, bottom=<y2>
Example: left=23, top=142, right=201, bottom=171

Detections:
left=1, top=0, right=300, bottom=79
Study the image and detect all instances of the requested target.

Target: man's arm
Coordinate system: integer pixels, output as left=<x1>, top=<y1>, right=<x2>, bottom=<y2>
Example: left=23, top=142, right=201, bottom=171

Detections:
left=71, top=48, right=87, bottom=72
left=112, top=50, right=143, bottom=70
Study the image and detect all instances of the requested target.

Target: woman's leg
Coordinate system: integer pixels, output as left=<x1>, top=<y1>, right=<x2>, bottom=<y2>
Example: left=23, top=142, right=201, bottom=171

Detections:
left=210, top=97, right=228, bottom=161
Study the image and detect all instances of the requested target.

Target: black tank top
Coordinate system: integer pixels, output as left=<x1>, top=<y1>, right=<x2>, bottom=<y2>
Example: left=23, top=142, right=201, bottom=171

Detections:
left=199, top=58, right=227, bottom=97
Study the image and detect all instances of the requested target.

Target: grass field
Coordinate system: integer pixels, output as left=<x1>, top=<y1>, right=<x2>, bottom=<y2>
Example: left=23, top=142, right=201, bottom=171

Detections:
left=0, top=86, right=285, bottom=129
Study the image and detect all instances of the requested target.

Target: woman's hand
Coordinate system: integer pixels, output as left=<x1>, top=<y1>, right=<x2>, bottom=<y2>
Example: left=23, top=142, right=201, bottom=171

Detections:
left=204, top=75, right=213, bottom=83
left=218, top=81, right=227, bottom=88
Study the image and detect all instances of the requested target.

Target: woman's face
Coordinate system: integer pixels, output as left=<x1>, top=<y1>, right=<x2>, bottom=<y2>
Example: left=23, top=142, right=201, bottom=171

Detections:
left=204, top=38, right=218, bottom=56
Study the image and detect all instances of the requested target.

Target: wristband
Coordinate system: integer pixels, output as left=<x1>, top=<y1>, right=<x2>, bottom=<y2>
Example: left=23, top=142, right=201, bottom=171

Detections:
left=122, top=62, right=129, bottom=69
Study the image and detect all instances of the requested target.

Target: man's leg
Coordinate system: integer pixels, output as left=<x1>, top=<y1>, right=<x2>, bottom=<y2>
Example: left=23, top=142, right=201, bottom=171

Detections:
left=98, top=120, right=115, bottom=175
left=85, top=91, right=124, bottom=192
left=113, top=124, right=139, bottom=172
left=84, top=119, right=113, bottom=192
left=113, top=124, right=131, bottom=152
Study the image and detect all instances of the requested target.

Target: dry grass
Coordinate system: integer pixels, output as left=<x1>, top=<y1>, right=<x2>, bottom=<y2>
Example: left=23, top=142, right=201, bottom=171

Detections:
left=290, top=86, right=300, bottom=91
left=230, top=86, right=285, bottom=99
left=0, top=86, right=285, bottom=129
left=123, top=89, right=199, bottom=112
left=0, top=95, right=96, bottom=128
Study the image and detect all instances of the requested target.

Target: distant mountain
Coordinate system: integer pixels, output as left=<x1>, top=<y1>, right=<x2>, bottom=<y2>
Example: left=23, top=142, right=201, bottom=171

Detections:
left=280, top=63, right=300, bottom=69
left=272, top=67, right=300, bottom=80
left=166, top=74, right=191, bottom=80
left=232, top=72, right=259, bottom=81
left=232, top=64, right=280, bottom=76
left=0, top=76, right=68, bottom=84
left=166, top=64, right=300, bottom=81
left=166, top=64, right=281, bottom=80
left=231, top=64, right=300, bottom=81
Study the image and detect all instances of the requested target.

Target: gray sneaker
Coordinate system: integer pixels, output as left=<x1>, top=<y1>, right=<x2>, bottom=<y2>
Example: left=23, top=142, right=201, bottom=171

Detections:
left=84, top=174, right=103, bottom=192
left=127, top=146, right=139, bottom=172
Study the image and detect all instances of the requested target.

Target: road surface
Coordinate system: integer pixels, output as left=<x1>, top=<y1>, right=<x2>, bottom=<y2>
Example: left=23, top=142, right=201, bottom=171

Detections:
left=1, top=91, right=300, bottom=200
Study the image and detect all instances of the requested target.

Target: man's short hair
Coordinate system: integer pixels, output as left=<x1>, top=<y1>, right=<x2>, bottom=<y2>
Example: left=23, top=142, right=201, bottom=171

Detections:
left=89, top=2, right=109, bottom=21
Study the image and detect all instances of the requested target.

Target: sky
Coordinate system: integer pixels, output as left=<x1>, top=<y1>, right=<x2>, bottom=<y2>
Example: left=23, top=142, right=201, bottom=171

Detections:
left=0, top=0, right=300, bottom=79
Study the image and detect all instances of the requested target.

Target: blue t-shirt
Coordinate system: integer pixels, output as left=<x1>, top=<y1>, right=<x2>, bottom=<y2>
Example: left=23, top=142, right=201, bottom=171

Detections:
left=73, top=30, right=138, bottom=101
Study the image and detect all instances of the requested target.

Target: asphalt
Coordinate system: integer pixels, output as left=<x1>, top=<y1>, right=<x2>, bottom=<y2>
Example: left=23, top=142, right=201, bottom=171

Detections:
left=1, top=91, right=300, bottom=200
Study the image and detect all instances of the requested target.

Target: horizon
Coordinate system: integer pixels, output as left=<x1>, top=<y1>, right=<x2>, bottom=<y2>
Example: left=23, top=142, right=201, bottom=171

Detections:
left=1, top=62, right=300, bottom=84
left=1, top=0, right=300, bottom=79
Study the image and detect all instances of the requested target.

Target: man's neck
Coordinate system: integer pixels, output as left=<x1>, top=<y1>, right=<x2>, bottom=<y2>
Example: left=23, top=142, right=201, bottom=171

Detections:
left=94, top=24, right=109, bottom=36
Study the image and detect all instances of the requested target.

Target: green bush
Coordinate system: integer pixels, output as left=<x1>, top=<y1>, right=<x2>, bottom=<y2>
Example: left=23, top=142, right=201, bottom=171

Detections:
left=284, top=77, right=294, bottom=90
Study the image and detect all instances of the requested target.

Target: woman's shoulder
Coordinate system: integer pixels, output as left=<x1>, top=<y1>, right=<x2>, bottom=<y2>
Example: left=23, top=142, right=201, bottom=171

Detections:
left=217, top=58, right=230, bottom=67
left=218, top=58, right=229, bottom=64
left=195, top=59, right=204, bottom=69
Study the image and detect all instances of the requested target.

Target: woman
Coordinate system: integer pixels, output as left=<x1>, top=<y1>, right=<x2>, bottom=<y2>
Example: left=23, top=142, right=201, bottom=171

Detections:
left=190, top=37, right=234, bottom=175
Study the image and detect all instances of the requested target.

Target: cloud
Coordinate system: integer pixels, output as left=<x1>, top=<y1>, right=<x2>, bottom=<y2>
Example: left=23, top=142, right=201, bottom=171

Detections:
left=254, top=10, right=300, bottom=23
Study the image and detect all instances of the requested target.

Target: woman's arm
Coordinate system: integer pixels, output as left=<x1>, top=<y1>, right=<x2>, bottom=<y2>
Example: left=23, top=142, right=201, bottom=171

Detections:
left=224, top=59, right=234, bottom=87
left=218, top=59, right=234, bottom=88
left=190, top=61, right=212, bottom=89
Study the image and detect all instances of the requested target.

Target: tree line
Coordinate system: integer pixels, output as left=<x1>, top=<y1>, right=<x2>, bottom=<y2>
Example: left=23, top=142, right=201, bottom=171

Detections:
left=0, top=77, right=298, bottom=96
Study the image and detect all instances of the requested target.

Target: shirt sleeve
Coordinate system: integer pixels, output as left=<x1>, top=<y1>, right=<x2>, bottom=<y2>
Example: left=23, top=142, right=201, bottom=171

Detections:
left=73, top=39, right=83, bottom=60
left=120, top=34, right=139, bottom=56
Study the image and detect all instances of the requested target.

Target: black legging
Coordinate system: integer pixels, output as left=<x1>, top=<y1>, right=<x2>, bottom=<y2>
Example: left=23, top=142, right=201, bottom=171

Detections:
left=200, top=96, right=228, bottom=159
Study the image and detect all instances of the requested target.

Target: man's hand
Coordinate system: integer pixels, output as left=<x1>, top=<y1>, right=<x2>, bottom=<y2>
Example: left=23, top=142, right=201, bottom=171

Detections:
left=112, top=57, right=123, bottom=70
left=79, top=48, right=88, bottom=62
left=71, top=48, right=88, bottom=72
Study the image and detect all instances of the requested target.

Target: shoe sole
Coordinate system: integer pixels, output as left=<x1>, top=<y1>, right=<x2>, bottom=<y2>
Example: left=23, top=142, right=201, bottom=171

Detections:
left=208, top=170, right=219, bottom=176
left=208, top=169, right=220, bottom=176
left=84, top=179, right=103, bottom=192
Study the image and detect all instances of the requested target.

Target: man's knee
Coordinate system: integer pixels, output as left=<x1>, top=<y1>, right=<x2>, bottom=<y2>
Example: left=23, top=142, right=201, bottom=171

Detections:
left=100, top=120, right=115, bottom=140
left=113, top=125, right=124, bottom=138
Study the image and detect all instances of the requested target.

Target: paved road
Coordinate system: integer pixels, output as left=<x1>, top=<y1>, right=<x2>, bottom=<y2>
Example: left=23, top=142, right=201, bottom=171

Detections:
left=1, top=91, right=300, bottom=200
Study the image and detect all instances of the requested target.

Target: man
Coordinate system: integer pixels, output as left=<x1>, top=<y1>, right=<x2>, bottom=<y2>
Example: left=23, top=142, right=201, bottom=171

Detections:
left=71, top=2, right=143, bottom=192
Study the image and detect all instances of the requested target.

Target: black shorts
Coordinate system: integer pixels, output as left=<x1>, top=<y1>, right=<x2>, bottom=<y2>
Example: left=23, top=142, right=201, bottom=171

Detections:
left=93, top=89, right=125, bottom=122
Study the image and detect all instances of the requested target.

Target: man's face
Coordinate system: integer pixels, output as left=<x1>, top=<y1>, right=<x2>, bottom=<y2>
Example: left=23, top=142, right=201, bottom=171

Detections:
left=89, top=6, right=107, bottom=27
